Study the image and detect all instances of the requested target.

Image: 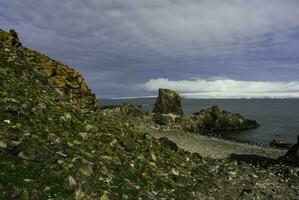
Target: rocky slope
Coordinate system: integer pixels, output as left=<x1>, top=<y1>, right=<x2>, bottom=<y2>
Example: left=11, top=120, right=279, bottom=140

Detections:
left=0, top=28, right=298, bottom=199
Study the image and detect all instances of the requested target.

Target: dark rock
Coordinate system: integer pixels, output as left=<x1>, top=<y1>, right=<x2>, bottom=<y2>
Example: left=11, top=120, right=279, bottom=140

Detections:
left=120, top=138, right=134, bottom=151
left=280, top=135, right=299, bottom=166
left=159, top=137, right=178, bottom=152
left=9, top=29, right=22, bottom=48
left=0, top=29, right=22, bottom=48
left=172, top=175, right=189, bottom=186
left=270, top=140, right=292, bottom=149
left=153, top=113, right=176, bottom=125
left=184, top=106, right=259, bottom=134
left=153, top=88, right=183, bottom=115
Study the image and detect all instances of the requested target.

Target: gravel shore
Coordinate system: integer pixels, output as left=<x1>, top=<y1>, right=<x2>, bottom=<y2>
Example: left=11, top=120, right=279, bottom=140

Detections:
left=150, top=130, right=286, bottom=159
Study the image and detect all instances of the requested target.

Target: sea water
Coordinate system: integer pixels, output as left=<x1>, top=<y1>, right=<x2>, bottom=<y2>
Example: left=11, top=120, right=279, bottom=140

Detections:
left=101, top=98, right=299, bottom=146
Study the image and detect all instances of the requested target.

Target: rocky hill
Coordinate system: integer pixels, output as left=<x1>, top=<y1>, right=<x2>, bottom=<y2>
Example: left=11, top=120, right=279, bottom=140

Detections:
left=0, top=28, right=298, bottom=199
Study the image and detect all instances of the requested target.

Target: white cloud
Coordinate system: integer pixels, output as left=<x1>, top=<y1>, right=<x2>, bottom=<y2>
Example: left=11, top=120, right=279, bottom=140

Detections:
left=144, top=78, right=299, bottom=98
left=1, top=0, right=299, bottom=98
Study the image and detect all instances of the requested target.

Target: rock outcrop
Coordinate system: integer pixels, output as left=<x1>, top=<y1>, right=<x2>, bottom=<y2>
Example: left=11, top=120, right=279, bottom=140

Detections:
left=0, top=29, right=22, bottom=48
left=189, top=106, right=260, bottom=133
left=280, top=135, right=299, bottom=166
left=0, top=29, right=98, bottom=112
left=153, top=88, right=183, bottom=115
left=152, top=104, right=259, bottom=135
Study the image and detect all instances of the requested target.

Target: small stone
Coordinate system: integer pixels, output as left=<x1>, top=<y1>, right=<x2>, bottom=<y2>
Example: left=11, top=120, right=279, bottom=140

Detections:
left=57, top=160, right=64, bottom=165
left=23, top=179, right=32, bottom=183
left=79, top=132, right=89, bottom=140
left=171, top=168, right=180, bottom=176
left=100, top=193, right=110, bottom=200
left=7, top=56, right=15, bottom=62
left=67, top=176, right=77, bottom=188
left=151, top=152, right=157, bottom=161
left=56, top=151, right=68, bottom=158
left=18, top=152, right=34, bottom=161
left=44, top=186, right=51, bottom=192
left=85, top=124, right=98, bottom=132
left=0, top=141, right=7, bottom=149
left=4, top=119, right=11, bottom=124
left=60, top=113, right=72, bottom=121
left=75, top=188, right=86, bottom=200
left=80, top=165, right=93, bottom=177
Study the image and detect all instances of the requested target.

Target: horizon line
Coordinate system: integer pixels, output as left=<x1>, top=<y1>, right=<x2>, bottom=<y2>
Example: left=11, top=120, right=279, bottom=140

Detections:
left=99, top=95, right=299, bottom=100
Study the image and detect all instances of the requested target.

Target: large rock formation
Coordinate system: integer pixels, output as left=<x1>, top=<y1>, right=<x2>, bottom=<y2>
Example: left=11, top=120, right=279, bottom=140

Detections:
left=153, top=104, right=259, bottom=135
left=190, top=106, right=260, bottom=133
left=153, top=88, right=183, bottom=115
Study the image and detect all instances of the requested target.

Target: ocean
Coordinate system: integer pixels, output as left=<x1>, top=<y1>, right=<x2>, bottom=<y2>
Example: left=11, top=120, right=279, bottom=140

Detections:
left=100, top=98, right=299, bottom=146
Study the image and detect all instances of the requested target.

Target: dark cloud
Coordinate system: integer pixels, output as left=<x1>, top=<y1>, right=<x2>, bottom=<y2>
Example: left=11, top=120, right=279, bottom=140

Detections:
left=1, top=0, right=299, bottom=98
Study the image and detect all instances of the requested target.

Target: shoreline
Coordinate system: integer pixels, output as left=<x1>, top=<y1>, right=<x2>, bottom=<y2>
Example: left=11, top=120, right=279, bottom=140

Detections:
left=148, top=129, right=287, bottom=159
left=101, top=103, right=290, bottom=160
left=101, top=98, right=299, bottom=146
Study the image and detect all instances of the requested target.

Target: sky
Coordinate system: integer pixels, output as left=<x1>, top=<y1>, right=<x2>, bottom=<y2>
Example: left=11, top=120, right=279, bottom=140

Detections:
left=0, top=0, right=299, bottom=98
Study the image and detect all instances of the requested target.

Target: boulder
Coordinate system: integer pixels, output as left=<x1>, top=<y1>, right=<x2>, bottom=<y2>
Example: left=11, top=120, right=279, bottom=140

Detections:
left=270, top=140, right=292, bottom=149
left=153, top=88, right=183, bottom=115
left=281, top=135, right=299, bottom=166
left=159, top=137, right=179, bottom=152
left=0, top=29, right=22, bottom=48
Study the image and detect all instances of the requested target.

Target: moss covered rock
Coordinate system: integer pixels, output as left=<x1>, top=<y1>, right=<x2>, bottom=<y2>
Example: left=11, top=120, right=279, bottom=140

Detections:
left=0, top=29, right=22, bottom=48
left=153, top=88, right=183, bottom=115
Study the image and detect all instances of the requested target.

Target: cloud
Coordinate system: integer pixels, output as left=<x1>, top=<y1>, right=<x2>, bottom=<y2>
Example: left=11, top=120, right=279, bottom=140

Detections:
left=143, top=77, right=299, bottom=98
left=0, top=0, right=299, bottom=98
